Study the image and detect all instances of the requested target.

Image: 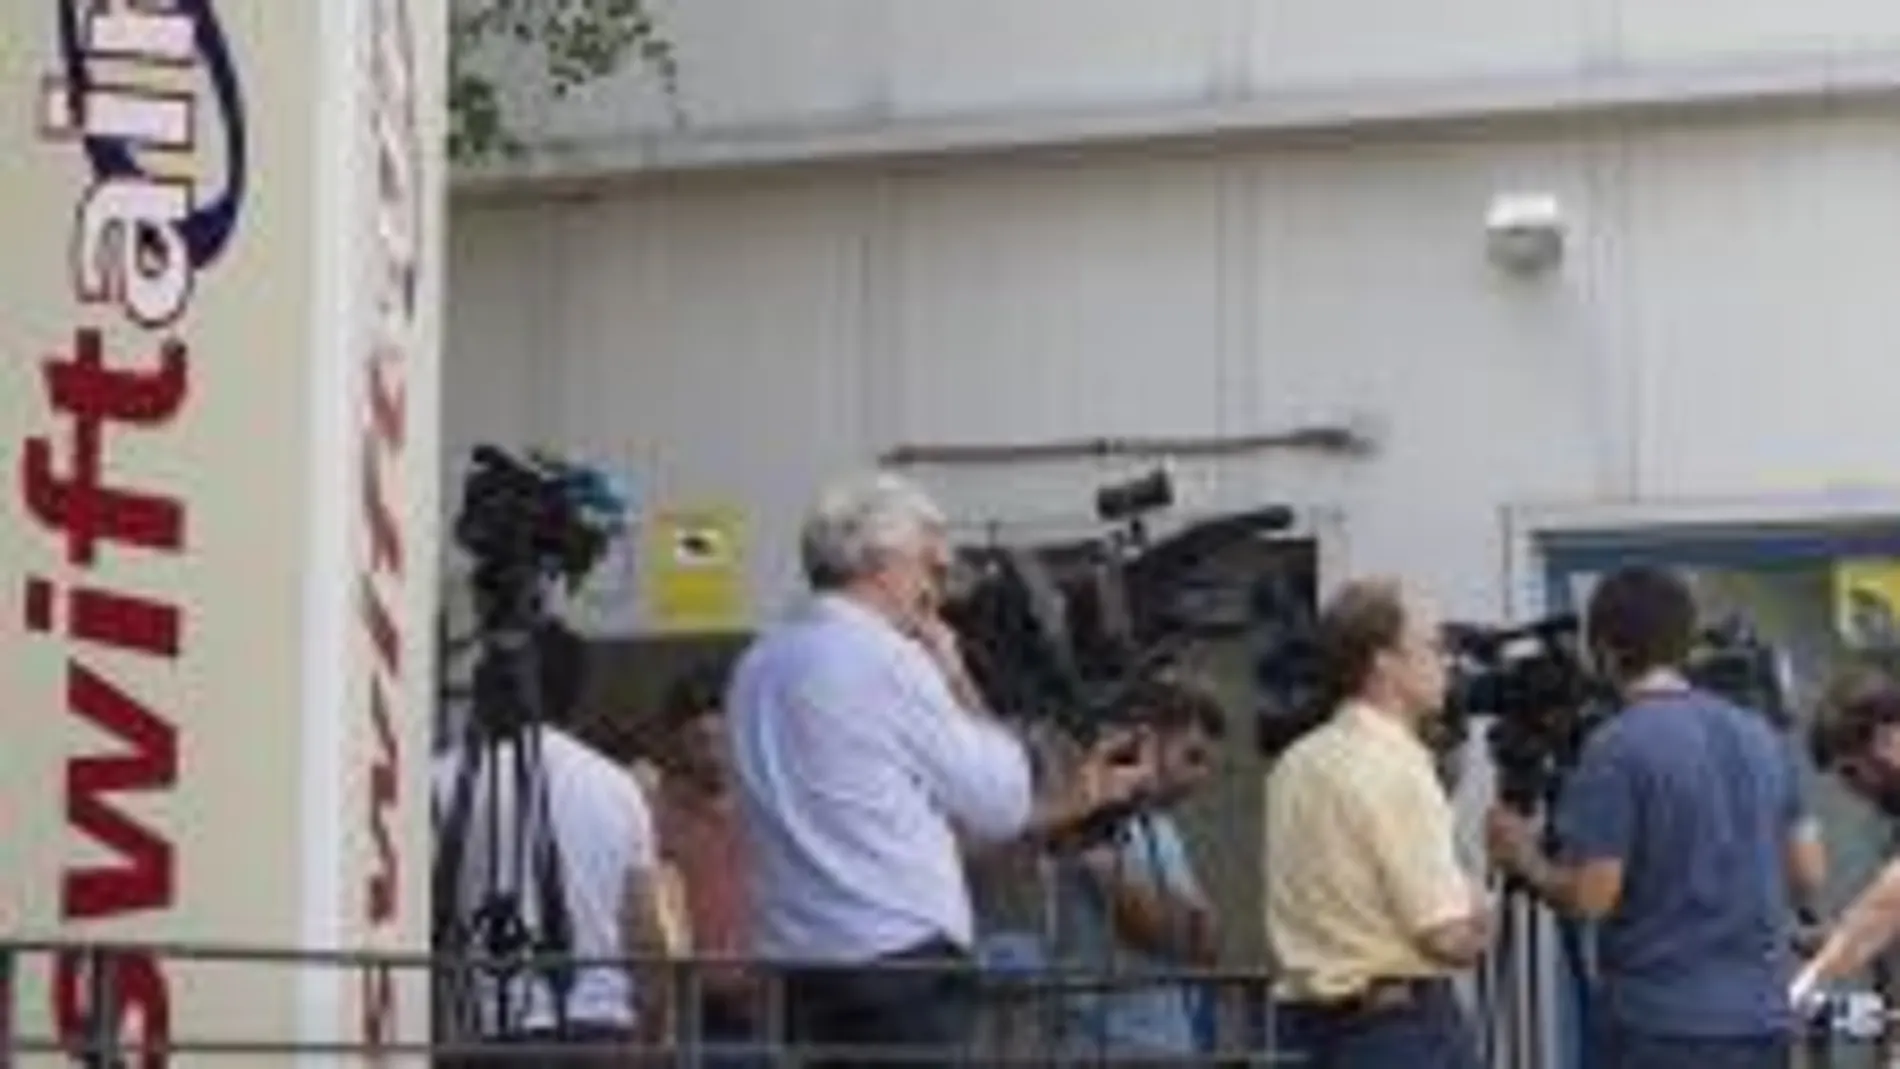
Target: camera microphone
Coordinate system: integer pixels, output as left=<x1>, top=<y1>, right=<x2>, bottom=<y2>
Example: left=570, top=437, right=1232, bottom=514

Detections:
left=1096, top=469, right=1174, bottom=523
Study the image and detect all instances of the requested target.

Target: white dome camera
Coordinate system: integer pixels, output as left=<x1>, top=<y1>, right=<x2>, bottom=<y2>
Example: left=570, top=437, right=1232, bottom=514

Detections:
left=1485, top=192, right=1566, bottom=275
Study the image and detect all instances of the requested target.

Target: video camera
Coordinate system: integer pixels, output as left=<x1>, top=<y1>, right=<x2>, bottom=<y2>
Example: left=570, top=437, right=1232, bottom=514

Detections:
left=449, top=445, right=628, bottom=734
left=455, top=445, right=627, bottom=604
left=1446, top=611, right=1792, bottom=812
left=434, top=445, right=631, bottom=1041
left=940, top=468, right=1299, bottom=740
left=1444, top=616, right=1604, bottom=811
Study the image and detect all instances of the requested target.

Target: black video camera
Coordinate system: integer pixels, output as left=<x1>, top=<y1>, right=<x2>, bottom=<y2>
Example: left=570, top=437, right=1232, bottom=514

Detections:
left=1686, top=618, right=1793, bottom=729
left=1449, top=611, right=1792, bottom=812
left=454, top=446, right=626, bottom=612
left=941, top=469, right=1297, bottom=740
left=449, top=445, right=628, bottom=735
left=1445, top=616, right=1605, bottom=811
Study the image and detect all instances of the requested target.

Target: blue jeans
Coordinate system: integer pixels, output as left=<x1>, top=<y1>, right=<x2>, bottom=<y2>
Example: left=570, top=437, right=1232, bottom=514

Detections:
left=1274, top=981, right=1482, bottom=1069
left=1597, top=1027, right=1788, bottom=1069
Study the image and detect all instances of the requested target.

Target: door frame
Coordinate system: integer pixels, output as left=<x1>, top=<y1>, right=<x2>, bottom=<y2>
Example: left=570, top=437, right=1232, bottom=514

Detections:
left=1505, top=490, right=1900, bottom=618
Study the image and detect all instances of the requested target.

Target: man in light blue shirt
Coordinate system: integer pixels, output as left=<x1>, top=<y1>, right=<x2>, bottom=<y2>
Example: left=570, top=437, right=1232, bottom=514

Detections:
left=1056, top=675, right=1226, bottom=1058
left=728, top=472, right=1157, bottom=1067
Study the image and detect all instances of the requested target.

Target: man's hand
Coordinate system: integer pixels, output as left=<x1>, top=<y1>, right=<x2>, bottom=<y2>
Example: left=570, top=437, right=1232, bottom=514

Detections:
left=907, top=614, right=992, bottom=715
left=906, top=613, right=962, bottom=670
left=1023, top=726, right=1161, bottom=847
left=1075, top=726, right=1160, bottom=814
left=1794, top=858, right=1900, bottom=997
left=1074, top=822, right=1220, bottom=966
left=1467, top=879, right=1496, bottom=931
left=1484, top=803, right=1625, bottom=918
left=1485, top=805, right=1544, bottom=880
left=1790, top=962, right=1825, bottom=1013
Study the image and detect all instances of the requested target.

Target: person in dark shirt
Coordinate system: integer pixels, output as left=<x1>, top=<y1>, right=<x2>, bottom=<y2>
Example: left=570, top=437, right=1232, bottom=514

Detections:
left=1486, top=565, right=1826, bottom=1069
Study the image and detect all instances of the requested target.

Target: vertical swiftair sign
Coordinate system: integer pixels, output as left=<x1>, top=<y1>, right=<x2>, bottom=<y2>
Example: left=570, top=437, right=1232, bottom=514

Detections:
left=1, top=0, right=442, bottom=1060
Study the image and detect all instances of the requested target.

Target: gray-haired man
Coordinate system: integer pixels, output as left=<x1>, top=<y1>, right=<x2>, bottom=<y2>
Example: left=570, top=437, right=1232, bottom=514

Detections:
left=728, top=472, right=1155, bottom=1067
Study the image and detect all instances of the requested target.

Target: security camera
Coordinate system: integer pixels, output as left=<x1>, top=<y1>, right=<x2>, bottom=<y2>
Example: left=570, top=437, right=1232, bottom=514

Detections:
left=1484, top=192, right=1566, bottom=274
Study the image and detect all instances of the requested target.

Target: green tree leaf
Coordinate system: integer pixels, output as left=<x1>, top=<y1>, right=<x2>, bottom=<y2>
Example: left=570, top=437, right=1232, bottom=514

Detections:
left=449, top=0, right=680, bottom=165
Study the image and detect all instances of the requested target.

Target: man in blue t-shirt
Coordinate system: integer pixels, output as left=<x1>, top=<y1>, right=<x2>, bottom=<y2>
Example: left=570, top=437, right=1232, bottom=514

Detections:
left=1486, top=566, right=1827, bottom=1069
left=1056, top=675, right=1226, bottom=1058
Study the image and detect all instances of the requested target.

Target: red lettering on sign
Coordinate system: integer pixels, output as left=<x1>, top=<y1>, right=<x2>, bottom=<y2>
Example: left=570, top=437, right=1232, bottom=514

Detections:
left=62, top=663, right=179, bottom=919
left=20, top=331, right=188, bottom=566
left=53, top=947, right=171, bottom=1069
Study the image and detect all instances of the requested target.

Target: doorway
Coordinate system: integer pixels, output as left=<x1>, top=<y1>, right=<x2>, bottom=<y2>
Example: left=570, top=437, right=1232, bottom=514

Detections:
left=1516, top=501, right=1900, bottom=1069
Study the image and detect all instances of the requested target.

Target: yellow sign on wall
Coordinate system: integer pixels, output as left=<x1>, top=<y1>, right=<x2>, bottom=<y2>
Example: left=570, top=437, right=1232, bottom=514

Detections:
left=644, top=506, right=749, bottom=632
left=1833, top=558, right=1900, bottom=650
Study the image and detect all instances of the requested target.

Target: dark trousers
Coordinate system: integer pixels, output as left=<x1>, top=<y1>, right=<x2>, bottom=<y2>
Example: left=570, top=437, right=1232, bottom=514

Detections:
left=1597, top=1027, right=1789, bottom=1069
left=699, top=994, right=769, bottom=1069
left=438, top=1021, right=639, bottom=1069
left=1275, top=980, right=1483, bottom=1069
left=781, top=937, right=977, bottom=1069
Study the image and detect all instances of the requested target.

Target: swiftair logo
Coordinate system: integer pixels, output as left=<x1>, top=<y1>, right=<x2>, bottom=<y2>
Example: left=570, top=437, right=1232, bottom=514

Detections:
left=27, top=2, right=249, bottom=1065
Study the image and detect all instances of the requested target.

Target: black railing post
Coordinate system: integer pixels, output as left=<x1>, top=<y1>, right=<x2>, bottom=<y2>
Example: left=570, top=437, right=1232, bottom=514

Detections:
left=766, top=968, right=795, bottom=1069
left=0, top=943, right=16, bottom=1069
left=83, top=945, right=120, bottom=1069
left=673, top=957, right=702, bottom=1069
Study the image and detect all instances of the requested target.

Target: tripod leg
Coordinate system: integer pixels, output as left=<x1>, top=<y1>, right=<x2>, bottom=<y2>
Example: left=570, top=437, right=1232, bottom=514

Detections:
left=1484, top=888, right=1521, bottom=1069
left=1480, top=897, right=1502, bottom=1069
left=1504, top=896, right=1520, bottom=1069
left=1524, top=897, right=1542, bottom=1069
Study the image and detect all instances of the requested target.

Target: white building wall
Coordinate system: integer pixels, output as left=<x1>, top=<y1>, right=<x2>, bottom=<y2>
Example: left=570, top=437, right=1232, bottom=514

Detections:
left=1624, top=113, right=1900, bottom=496
left=473, top=0, right=1900, bottom=174
left=445, top=204, right=557, bottom=472
left=442, top=18, right=1900, bottom=1022
left=444, top=101, right=1900, bottom=628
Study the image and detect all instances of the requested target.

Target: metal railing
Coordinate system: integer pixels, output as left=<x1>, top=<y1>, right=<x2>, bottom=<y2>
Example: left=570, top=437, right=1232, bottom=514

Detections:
left=0, top=939, right=1295, bottom=1065
left=12, top=940, right=1891, bottom=1067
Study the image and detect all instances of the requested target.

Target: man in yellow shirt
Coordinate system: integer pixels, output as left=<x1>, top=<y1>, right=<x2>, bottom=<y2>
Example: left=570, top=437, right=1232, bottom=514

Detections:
left=1263, top=578, right=1487, bottom=1069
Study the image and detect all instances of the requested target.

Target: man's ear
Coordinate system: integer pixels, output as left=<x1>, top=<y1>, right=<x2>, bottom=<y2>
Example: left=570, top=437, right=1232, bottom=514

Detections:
left=631, top=760, right=663, bottom=796
left=1586, top=641, right=1618, bottom=685
left=1367, top=647, right=1392, bottom=682
left=1872, top=723, right=1900, bottom=767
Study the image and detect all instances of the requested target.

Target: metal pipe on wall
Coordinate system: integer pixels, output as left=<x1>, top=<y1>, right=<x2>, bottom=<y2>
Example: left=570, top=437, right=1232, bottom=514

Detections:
left=878, top=424, right=1377, bottom=469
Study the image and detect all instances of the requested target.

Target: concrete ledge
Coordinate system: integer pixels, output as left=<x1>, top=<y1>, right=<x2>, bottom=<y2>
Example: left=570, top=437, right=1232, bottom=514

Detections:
left=453, top=48, right=1900, bottom=198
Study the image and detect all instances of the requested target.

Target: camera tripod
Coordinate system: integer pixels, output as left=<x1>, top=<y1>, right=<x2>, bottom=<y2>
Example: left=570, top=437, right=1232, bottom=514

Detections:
left=1479, top=876, right=1579, bottom=1069
left=431, top=559, right=582, bottom=1044
left=1476, top=802, right=1593, bottom=1069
